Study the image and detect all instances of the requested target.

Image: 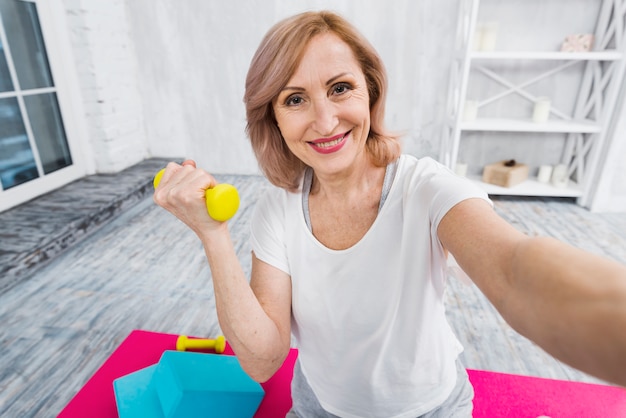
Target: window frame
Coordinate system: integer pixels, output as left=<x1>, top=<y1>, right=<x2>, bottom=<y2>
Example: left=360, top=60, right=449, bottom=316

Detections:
left=0, top=0, right=91, bottom=212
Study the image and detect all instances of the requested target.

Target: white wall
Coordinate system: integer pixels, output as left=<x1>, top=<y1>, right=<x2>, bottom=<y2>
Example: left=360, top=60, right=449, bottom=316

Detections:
left=62, top=0, right=148, bottom=173
left=122, top=0, right=457, bottom=175
left=60, top=0, right=626, bottom=210
left=63, top=0, right=452, bottom=175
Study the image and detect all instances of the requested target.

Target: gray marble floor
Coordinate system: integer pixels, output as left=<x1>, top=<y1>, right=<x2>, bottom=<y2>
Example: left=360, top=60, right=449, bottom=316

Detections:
left=1, top=164, right=625, bottom=417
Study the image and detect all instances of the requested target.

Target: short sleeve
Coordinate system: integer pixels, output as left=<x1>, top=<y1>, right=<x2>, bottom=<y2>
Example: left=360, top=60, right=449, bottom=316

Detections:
left=419, top=159, right=492, bottom=231
left=249, top=187, right=291, bottom=275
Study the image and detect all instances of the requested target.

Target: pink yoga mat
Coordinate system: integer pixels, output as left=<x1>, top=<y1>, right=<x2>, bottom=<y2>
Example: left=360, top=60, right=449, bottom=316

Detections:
left=60, top=329, right=625, bottom=417
left=58, top=330, right=297, bottom=418
left=468, top=368, right=626, bottom=418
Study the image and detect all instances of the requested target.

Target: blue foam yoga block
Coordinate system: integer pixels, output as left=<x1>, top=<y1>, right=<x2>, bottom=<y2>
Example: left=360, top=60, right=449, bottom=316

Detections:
left=114, top=364, right=163, bottom=417
left=153, top=351, right=265, bottom=418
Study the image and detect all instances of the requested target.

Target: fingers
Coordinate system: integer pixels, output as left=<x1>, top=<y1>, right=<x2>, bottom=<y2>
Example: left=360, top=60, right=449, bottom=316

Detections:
left=153, top=161, right=232, bottom=235
left=153, top=161, right=217, bottom=209
left=154, top=161, right=186, bottom=190
left=158, top=161, right=215, bottom=189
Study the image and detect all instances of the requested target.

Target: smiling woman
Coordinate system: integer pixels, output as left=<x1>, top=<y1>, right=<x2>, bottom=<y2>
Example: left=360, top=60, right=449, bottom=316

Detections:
left=244, top=11, right=400, bottom=192
left=152, top=10, right=626, bottom=418
left=272, top=33, right=372, bottom=176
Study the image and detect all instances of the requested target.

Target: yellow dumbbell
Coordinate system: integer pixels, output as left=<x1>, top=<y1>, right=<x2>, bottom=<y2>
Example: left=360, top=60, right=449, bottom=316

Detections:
left=153, top=168, right=239, bottom=222
left=176, top=335, right=227, bottom=354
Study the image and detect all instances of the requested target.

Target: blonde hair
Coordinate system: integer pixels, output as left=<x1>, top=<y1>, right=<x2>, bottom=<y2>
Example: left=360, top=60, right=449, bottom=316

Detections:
left=244, top=11, right=401, bottom=191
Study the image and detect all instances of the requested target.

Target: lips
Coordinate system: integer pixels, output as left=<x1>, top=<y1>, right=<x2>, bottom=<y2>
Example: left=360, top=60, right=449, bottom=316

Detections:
left=308, top=131, right=350, bottom=154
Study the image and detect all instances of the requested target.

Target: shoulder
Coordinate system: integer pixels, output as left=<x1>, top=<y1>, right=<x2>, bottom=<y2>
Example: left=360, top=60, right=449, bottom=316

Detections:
left=396, top=154, right=473, bottom=192
left=394, top=154, right=491, bottom=223
left=252, top=182, right=291, bottom=222
left=251, top=179, right=305, bottom=236
left=249, top=183, right=295, bottom=274
left=397, top=154, right=453, bottom=180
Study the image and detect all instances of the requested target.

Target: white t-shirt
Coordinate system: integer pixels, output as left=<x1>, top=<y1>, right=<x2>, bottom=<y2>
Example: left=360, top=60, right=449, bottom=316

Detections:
left=250, top=155, right=490, bottom=418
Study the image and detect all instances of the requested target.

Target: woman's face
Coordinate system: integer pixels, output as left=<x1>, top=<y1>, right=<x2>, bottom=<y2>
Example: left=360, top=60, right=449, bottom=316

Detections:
left=273, top=33, right=371, bottom=177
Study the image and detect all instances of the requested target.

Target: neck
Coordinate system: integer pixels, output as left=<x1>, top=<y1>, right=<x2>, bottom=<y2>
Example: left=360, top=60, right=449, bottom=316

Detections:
left=310, top=155, right=384, bottom=200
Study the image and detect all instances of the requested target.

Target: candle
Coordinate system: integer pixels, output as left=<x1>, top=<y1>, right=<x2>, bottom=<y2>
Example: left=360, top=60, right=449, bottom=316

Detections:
left=537, top=165, right=553, bottom=183
left=551, top=164, right=569, bottom=188
left=462, top=100, right=478, bottom=122
left=480, top=22, right=498, bottom=51
left=533, top=97, right=551, bottom=123
left=471, top=26, right=483, bottom=51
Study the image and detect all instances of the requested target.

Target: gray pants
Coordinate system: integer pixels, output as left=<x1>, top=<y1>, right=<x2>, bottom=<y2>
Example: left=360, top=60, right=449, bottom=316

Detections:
left=286, top=359, right=474, bottom=418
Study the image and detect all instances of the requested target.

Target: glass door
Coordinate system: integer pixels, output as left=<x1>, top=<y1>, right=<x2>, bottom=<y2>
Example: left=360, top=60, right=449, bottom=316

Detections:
left=0, top=0, right=84, bottom=211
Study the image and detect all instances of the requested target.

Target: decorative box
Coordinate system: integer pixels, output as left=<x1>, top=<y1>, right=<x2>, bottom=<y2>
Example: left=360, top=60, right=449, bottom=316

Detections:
left=482, top=160, right=529, bottom=188
left=560, top=34, right=594, bottom=52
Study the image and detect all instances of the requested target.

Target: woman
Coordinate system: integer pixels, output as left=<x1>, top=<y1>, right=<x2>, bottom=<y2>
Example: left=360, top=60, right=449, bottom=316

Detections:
left=154, top=11, right=626, bottom=417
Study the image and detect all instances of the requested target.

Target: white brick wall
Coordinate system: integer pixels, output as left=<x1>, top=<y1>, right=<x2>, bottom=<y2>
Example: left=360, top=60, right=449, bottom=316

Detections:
left=62, top=0, right=148, bottom=173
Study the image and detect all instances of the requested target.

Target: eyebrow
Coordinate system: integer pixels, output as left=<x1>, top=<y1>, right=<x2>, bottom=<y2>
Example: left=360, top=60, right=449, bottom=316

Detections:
left=280, top=72, right=353, bottom=93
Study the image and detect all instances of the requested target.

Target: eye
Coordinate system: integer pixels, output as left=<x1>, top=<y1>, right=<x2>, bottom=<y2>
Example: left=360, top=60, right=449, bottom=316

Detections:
left=331, top=82, right=352, bottom=96
left=285, top=94, right=304, bottom=106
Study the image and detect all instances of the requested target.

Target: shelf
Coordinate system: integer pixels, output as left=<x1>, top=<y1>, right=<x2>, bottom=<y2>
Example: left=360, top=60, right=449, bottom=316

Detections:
left=441, top=0, right=626, bottom=206
left=460, top=118, right=601, bottom=133
left=467, top=175, right=583, bottom=197
left=469, top=50, right=623, bottom=61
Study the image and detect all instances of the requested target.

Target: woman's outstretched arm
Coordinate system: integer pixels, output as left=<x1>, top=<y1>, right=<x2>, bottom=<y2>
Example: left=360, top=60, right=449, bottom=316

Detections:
left=438, top=198, right=626, bottom=386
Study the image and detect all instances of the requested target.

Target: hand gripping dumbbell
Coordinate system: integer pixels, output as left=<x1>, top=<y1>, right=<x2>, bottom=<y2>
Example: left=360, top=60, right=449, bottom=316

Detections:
left=153, top=168, right=240, bottom=222
left=176, top=335, right=227, bottom=354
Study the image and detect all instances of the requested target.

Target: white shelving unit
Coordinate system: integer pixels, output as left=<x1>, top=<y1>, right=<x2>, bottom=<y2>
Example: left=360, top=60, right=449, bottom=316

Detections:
left=441, top=0, right=626, bottom=207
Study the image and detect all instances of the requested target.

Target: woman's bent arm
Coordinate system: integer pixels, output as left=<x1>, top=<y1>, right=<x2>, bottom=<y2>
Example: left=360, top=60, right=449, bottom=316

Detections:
left=200, top=227, right=292, bottom=382
left=153, top=161, right=292, bottom=382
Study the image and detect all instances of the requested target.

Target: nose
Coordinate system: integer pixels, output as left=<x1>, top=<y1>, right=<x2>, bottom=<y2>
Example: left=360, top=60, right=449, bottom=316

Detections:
left=310, top=99, right=338, bottom=136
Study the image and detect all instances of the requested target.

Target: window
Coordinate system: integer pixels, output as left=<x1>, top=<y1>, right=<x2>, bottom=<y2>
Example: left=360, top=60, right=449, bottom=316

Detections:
left=0, top=0, right=83, bottom=211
